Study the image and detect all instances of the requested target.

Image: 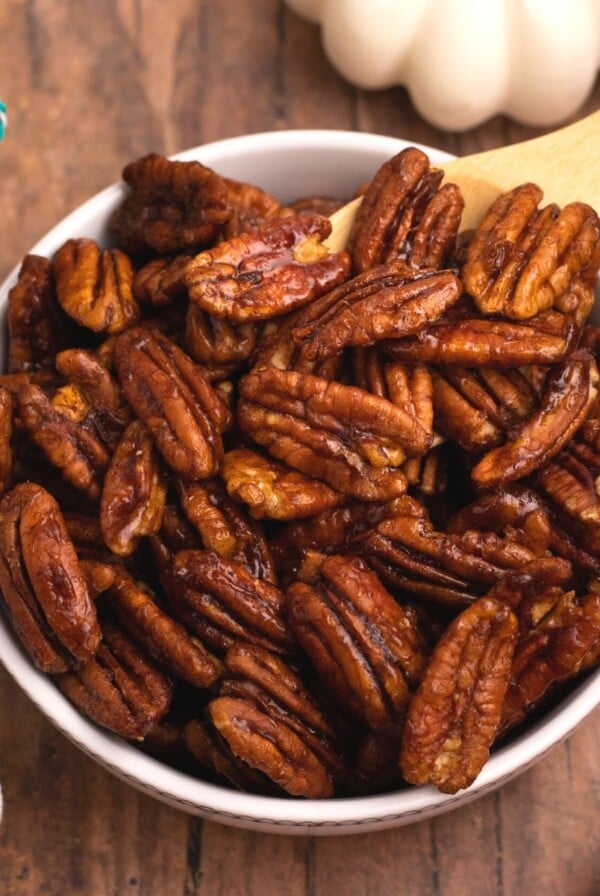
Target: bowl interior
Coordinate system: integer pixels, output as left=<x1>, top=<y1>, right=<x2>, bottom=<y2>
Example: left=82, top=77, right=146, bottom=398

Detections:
left=0, top=129, right=598, bottom=834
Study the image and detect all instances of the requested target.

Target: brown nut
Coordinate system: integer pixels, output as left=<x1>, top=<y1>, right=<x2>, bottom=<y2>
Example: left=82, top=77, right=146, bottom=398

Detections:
left=57, top=618, right=173, bottom=739
left=238, top=367, right=417, bottom=501
left=286, top=554, right=429, bottom=731
left=100, top=420, right=167, bottom=556
left=184, top=304, right=257, bottom=377
left=7, top=254, right=66, bottom=373
left=114, top=328, right=229, bottom=480
left=170, top=549, right=292, bottom=655
left=185, top=214, right=351, bottom=322
left=536, top=419, right=600, bottom=529
left=0, top=483, right=100, bottom=673
left=175, top=477, right=277, bottom=583
left=54, top=238, right=140, bottom=334
left=221, top=176, right=287, bottom=239
left=354, top=349, right=434, bottom=438
left=185, top=718, right=281, bottom=794
left=108, top=570, right=222, bottom=689
left=463, top=184, right=600, bottom=319
left=251, top=311, right=343, bottom=380
left=222, top=447, right=345, bottom=521
left=348, top=147, right=463, bottom=272
left=133, top=255, right=191, bottom=307
left=472, top=350, right=598, bottom=489
left=110, top=153, right=231, bottom=254
left=292, top=264, right=462, bottom=362
left=208, top=643, right=346, bottom=797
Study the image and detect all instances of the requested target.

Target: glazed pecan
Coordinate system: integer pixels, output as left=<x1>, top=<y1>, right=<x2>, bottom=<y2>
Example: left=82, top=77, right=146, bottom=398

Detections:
left=472, top=350, right=598, bottom=489
left=292, top=263, right=462, bottom=362
left=221, top=177, right=287, bottom=239
left=7, top=254, right=65, bottom=373
left=184, top=304, right=256, bottom=377
left=80, top=558, right=117, bottom=600
left=114, top=328, right=229, bottom=480
left=170, top=549, right=292, bottom=655
left=402, top=444, right=448, bottom=498
left=500, top=588, right=600, bottom=733
left=100, top=421, right=167, bottom=556
left=251, top=312, right=342, bottom=380
left=185, top=214, right=351, bottom=322
left=185, top=718, right=280, bottom=794
left=17, top=383, right=111, bottom=500
left=238, top=367, right=425, bottom=501
left=536, top=419, right=600, bottom=529
left=432, top=366, right=539, bottom=453
left=175, top=477, right=276, bottom=582
left=287, top=554, right=429, bottom=731
left=348, top=147, right=463, bottom=273
left=56, top=618, right=172, bottom=739
left=0, top=483, right=100, bottom=673
left=463, top=184, right=600, bottom=319
left=53, top=238, right=140, bottom=334
left=0, top=388, right=13, bottom=496
left=400, top=596, right=518, bottom=793
left=110, top=153, right=231, bottom=254
left=107, top=570, right=222, bottom=689
left=348, top=731, right=405, bottom=796
left=222, top=448, right=345, bottom=521
left=133, top=255, right=190, bottom=307
left=208, top=643, right=346, bottom=797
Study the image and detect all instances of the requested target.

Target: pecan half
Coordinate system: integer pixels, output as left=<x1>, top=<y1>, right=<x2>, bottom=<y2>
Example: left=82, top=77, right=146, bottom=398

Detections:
left=185, top=718, right=281, bottom=794
left=54, top=238, right=140, bottom=334
left=400, top=597, right=518, bottom=793
left=114, top=328, right=229, bottom=480
left=223, top=448, right=345, bottom=521
left=110, top=153, right=231, bottom=254
left=0, top=483, right=100, bottom=673
left=251, top=312, right=342, bottom=379
left=287, top=554, right=429, bottom=731
left=536, top=419, right=600, bottom=528
left=170, top=549, right=292, bottom=655
left=472, top=350, right=598, bottom=489
left=349, top=148, right=463, bottom=273
left=184, top=304, right=256, bottom=377
left=463, top=184, right=600, bottom=319
left=108, top=570, right=222, bottom=689
left=292, top=264, right=462, bottom=362
left=57, top=618, right=172, bottom=739
left=100, top=421, right=167, bottom=556
left=208, top=643, right=346, bottom=797
left=7, top=254, right=65, bottom=373
left=185, top=214, right=350, bottom=322
left=238, top=367, right=418, bottom=501
left=221, top=177, right=287, bottom=239
left=175, top=477, right=276, bottom=582
left=133, top=255, right=190, bottom=307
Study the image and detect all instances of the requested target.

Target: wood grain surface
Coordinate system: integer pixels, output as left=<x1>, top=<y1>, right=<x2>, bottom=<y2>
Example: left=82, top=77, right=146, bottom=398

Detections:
left=0, top=2, right=599, bottom=894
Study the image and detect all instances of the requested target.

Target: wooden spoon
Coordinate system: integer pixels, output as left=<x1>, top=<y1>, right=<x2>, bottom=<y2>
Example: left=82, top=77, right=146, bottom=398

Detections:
left=325, top=110, right=600, bottom=253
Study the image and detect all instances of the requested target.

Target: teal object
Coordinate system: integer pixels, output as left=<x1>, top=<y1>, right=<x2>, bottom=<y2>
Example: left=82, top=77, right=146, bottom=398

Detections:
left=0, top=101, right=6, bottom=139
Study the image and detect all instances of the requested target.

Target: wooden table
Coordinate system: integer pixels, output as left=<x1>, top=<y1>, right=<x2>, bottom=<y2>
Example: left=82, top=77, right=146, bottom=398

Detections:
left=1, top=3, right=599, bottom=893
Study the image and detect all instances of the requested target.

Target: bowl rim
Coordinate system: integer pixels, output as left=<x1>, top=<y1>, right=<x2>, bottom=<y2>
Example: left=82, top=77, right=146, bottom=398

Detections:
left=0, top=127, right=598, bottom=830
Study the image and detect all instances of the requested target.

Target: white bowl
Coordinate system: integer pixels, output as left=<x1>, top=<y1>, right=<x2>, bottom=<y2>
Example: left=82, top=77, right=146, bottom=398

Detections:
left=0, top=130, right=598, bottom=835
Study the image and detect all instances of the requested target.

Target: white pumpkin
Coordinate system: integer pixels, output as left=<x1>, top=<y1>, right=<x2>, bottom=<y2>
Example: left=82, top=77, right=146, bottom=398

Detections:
left=286, top=0, right=600, bottom=130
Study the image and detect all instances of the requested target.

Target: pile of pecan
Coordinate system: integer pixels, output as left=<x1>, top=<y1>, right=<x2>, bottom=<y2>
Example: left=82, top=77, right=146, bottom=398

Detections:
left=2, top=147, right=600, bottom=798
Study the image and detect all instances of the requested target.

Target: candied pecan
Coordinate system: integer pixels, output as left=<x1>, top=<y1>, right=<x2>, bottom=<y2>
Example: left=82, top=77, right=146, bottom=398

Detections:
left=536, top=419, right=600, bottom=529
left=185, top=718, right=281, bottom=794
left=133, top=255, right=190, bottom=307
left=221, top=177, right=287, bottom=239
left=286, top=554, right=429, bottom=731
left=363, top=510, right=541, bottom=608
left=432, top=366, right=539, bottom=453
left=7, top=254, right=66, bottom=373
left=185, top=214, right=351, bottom=322
left=175, top=477, right=276, bottom=582
left=208, top=643, right=346, bottom=797
left=0, top=483, right=100, bottom=673
left=347, top=731, right=405, bottom=796
left=107, top=570, right=222, bottom=689
left=472, top=350, right=598, bottom=489
left=53, top=238, right=140, bottom=334
left=348, top=147, right=463, bottom=273
left=238, top=367, right=420, bottom=501
left=170, top=549, right=292, bottom=655
left=110, top=153, right=231, bottom=254
left=383, top=315, right=575, bottom=368
left=80, top=558, right=117, bottom=600
left=0, top=388, right=13, bottom=496
left=400, top=596, right=517, bottom=793
left=57, top=618, right=172, bottom=739
left=184, top=304, right=256, bottom=377
left=463, top=184, right=600, bottom=319
left=402, top=444, right=448, bottom=497
left=17, top=383, right=111, bottom=500
left=114, top=328, right=229, bottom=480
left=222, top=447, right=345, bottom=521
left=483, top=558, right=572, bottom=635
left=251, top=312, right=342, bottom=379
left=355, top=349, right=434, bottom=436
left=100, top=421, right=167, bottom=556
left=500, top=589, right=600, bottom=733
left=292, top=264, right=462, bottom=362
